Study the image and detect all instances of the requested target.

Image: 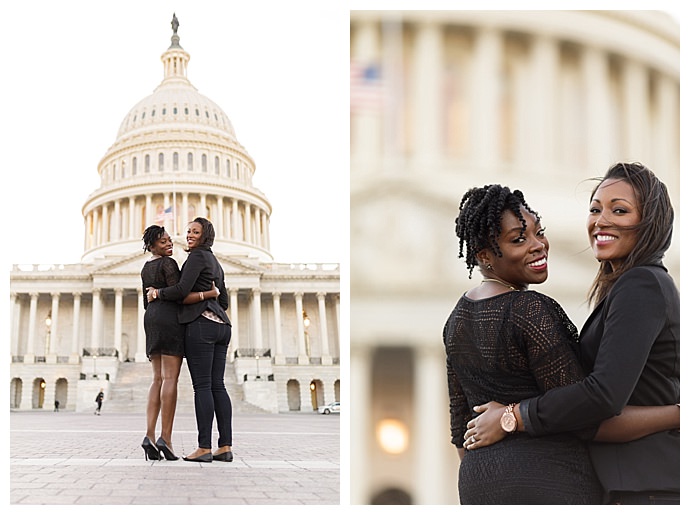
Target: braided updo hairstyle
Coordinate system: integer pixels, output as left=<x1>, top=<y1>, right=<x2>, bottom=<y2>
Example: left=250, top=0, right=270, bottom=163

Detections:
left=455, top=184, right=539, bottom=278
left=142, top=225, right=166, bottom=252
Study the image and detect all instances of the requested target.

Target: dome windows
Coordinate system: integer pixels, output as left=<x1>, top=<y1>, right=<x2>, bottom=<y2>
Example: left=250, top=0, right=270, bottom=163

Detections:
left=173, top=152, right=179, bottom=171
left=158, top=153, right=164, bottom=172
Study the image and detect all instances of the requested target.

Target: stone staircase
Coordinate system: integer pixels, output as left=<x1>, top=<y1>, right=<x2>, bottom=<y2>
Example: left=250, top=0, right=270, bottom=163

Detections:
left=106, top=361, right=267, bottom=414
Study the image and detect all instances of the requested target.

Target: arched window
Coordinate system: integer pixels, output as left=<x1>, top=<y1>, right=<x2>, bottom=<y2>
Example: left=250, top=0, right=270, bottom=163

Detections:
left=187, top=152, right=193, bottom=171
left=214, top=156, right=220, bottom=175
left=235, top=162, right=240, bottom=179
left=132, top=157, right=137, bottom=175
left=184, top=107, right=189, bottom=115
left=144, top=154, right=150, bottom=173
left=226, top=159, right=231, bottom=177
left=173, top=152, right=179, bottom=171
left=158, top=153, right=164, bottom=171
left=202, top=154, right=207, bottom=172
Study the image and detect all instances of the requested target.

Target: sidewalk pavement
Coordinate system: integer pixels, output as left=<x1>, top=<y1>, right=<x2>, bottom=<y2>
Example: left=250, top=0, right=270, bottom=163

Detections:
left=10, top=410, right=340, bottom=505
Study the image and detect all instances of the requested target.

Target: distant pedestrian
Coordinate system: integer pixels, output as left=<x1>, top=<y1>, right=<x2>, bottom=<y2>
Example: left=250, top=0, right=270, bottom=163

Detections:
left=54, top=400, right=59, bottom=412
left=94, top=389, right=104, bottom=415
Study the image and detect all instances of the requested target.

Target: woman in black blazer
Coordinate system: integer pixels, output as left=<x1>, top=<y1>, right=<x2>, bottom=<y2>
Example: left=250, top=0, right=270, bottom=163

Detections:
left=464, top=163, right=680, bottom=504
left=147, top=217, right=234, bottom=463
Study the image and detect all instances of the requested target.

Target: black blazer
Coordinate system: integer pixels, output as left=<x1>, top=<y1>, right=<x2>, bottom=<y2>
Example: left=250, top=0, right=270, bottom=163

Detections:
left=521, top=263, right=679, bottom=494
left=157, top=247, right=231, bottom=326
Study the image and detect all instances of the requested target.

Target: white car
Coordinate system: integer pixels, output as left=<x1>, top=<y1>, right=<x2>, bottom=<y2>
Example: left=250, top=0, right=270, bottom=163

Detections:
left=318, top=401, right=340, bottom=414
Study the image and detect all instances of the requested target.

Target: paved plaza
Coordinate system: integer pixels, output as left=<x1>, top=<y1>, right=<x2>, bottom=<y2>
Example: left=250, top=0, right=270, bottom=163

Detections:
left=10, top=410, right=340, bottom=505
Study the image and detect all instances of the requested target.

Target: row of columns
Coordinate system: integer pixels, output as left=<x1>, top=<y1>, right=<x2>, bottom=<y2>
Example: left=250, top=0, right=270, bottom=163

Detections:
left=351, top=20, right=678, bottom=176
left=10, top=289, right=338, bottom=365
left=84, top=193, right=270, bottom=250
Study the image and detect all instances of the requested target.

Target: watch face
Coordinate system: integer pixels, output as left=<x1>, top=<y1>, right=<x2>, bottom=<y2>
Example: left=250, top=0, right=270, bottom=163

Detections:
left=500, top=411, right=517, bottom=433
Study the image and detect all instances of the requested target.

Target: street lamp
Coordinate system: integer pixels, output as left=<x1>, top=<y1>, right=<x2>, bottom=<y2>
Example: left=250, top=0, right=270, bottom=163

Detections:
left=92, top=355, right=97, bottom=378
left=255, top=354, right=260, bottom=379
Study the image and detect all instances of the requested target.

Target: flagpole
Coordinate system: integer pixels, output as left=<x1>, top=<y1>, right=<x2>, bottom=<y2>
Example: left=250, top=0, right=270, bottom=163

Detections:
left=172, top=177, right=177, bottom=236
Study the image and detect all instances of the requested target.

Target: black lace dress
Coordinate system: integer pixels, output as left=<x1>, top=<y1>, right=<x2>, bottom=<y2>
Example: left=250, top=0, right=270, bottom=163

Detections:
left=443, top=290, right=603, bottom=504
left=141, top=256, right=185, bottom=358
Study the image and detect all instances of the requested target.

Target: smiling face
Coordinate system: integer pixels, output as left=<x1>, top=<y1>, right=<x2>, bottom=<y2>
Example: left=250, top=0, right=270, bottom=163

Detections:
left=186, top=222, right=203, bottom=249
left=479, top=207, right=549, bottom=288
left=588, top=178, right=641, bottom=270
left=150, top=231, right=173, bottom=257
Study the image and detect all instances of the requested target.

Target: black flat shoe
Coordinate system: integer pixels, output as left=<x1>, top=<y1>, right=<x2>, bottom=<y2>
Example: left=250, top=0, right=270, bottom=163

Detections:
left=156, top=437, right=179, bottom=461
left=183, top=452, right=212, bottom=463
left=213, top=450, right=234, bottom=462
left=141, top=436, right=160, bottom=461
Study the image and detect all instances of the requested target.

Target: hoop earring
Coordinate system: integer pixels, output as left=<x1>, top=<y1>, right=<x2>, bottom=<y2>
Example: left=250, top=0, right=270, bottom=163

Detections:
left=486, top=263, right=493, bottom=270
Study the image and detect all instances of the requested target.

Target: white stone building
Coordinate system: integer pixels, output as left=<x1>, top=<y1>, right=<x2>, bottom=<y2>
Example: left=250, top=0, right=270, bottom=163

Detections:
left=9, top=21, right=340, bottom=415
left=350, top=10, right=679, bottom=504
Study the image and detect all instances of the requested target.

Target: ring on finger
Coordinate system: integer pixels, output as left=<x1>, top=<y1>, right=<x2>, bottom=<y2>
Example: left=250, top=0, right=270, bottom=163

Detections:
left=470, top=435, right=476, bottom=444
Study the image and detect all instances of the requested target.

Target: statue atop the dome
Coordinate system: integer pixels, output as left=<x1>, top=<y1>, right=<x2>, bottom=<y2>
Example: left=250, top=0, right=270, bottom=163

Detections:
left=171, top=13, right=179, bottom=35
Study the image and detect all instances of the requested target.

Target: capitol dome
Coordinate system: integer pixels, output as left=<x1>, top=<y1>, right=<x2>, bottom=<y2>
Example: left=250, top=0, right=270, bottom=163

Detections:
left=115, top=33, right=238, bottom=143
left=81, top=25, right=271, bottom=263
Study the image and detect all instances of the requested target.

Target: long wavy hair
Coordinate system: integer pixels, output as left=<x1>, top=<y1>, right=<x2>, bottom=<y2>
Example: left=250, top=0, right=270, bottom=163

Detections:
left=455, top=184, right=539, bottom=279
left=587, top=162, right=674, bottom=306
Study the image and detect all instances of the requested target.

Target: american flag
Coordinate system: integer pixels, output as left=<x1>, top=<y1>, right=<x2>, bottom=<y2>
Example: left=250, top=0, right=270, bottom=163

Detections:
left=350, top=60, right=384, bottom=113
left=155, top=206, right=173, bottom=225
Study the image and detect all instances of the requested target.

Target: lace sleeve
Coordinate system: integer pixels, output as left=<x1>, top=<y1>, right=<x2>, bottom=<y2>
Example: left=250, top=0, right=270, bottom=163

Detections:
left=444, top=320, right=471, bottom=447
left=512, top=292, right=585, bottom=392
left=160, top=257, right=181, bottom=287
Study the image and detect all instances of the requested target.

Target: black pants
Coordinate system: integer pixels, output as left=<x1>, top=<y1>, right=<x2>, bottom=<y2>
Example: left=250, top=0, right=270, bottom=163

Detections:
left=185, top=317, right=233, bottom=449
left=609, top=490, right=680, bottom=505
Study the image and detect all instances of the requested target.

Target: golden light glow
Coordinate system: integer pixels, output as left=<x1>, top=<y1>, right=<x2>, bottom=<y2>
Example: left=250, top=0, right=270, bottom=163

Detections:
left=376, top=418, right=409, bottom=454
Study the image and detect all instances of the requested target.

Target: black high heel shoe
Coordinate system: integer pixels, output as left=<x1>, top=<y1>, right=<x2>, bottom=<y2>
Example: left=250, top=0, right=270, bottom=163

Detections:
left=182, top=452, right=212, bottom=462
left=141, top=436, right=160, bottom=461
left=156, top=437, right=180, bottom=461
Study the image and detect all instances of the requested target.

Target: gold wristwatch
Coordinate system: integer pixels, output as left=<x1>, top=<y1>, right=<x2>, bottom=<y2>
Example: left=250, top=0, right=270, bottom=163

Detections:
left=500, top=403, right=517, bottom=433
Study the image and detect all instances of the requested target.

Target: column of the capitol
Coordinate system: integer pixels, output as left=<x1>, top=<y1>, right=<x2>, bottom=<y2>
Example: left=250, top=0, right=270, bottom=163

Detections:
left=317, top=292, right=332, bottom=365
left=46, top=292, right=60, bottom=363
left=70, top=293, right=81, bottom=363
left=272, top=292, right=285, bottom=364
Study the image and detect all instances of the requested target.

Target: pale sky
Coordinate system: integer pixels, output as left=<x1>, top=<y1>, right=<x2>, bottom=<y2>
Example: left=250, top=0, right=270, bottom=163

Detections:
left=2, top=0, right=349, bottom=268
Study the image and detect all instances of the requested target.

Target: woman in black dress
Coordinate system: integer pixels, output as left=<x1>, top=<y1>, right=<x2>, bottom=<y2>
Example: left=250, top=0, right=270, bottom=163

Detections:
left=464, top=164, right=680, bottom=504
left=140, top=225, right=219, bottom=461
left=444, top=184, right=603, bottom=504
